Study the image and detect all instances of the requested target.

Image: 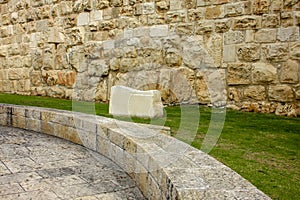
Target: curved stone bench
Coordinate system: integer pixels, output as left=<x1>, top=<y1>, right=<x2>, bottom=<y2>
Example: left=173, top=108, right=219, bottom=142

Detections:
left=0, top=104, right=271, bottom=200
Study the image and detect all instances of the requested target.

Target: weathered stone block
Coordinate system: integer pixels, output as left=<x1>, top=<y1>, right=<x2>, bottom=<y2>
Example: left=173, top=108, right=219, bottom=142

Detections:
left=57, top=71, right=77, bottom=87
left=269, top=85, right=294, bottom=102
left=224, top=2, right=244, bottom=17
left=295, top=11, right=300, bottom=26
left=149, top=25, right=168, bottom=37
left=0, top=70, right=7, bottom=80
left=262, top=14, right=280, bottom=28
left=269, top=0, right=282, bottom=13
left=237, top=44, right=261, bottom=62
left=77, top=12, right=89, bottom=26
left=252, top=63, right=277, bottom=84
left=109, top=86, right=164, bottom=118
left=143, top=2, right=155, bottom=14
left=275, top=103, right=297, bottom=117
left=8, top=69, right=29, bottom=80
left=277, top=27, right=300, bottom=42
left=232, top=16, right=261, bottom=30
left=110, top=0, right=123, bottom=7
left=196, top=71, right=210, bottom=103
left=156, top=1, right=170, bottom=12
left=228, top=87, right=243, bottom=102
left=227, top=63, right=252, bottom=85
left=206, top=5, right=223, bottom=19
left=246, top=30, right=255, bottom=43
left=215, top=19, right=231, bottom=33
left=291, top=43, right=300, bottom=60
left=2, top=80, right=12, bottom=92
left=188, top=8, right=205, bottom=21
left=254, top=0, right=269, bottom=15
left=263, top=44, right=289, bottom=62
left=90, top=10, right=103, bottom=22
left=35, top=20, right=49, bottom=32
left=165, top=52, right=182, bottom=67
left=280, top=60, right=299, bottom=83
left=224, top=31, right=245, bottom=44
left=195, top=21, right=214, bottom=34
left=255, top=29, right=277, bottom=43
left=223, top=45, right=236, bottom=62
left=12, top=115, right=26, bottom=129
left=169, top=0, right=183, bottom=10
left=48, top=27, right=65, bottom=43
left=166, top=10, right=187, bottom=23
left=205, top=33, right=223, bottom=67
left=281, top=12, right=293, bottom=27
left=244, top=86, right=266, bottom=101
left=176, top=23, right=194, bottom=35
left=295, top=84, right=300, bottom=100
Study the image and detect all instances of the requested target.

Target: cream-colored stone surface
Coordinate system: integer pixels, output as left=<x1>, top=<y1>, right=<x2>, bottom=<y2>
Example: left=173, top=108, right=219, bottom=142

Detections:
left=109, top=86, right=164, bottom=118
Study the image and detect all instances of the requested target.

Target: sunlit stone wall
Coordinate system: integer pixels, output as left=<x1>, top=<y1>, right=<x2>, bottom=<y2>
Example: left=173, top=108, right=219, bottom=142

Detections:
left=0, top=0, right=299, bottom=116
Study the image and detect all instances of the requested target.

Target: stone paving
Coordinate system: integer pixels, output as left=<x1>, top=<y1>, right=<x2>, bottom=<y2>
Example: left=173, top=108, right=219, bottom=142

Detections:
left=0, top=126, right=146, bottom=200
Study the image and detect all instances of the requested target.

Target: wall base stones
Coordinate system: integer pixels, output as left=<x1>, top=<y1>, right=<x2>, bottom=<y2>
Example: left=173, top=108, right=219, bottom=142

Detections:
left=0, top=0, right=299, bottom=117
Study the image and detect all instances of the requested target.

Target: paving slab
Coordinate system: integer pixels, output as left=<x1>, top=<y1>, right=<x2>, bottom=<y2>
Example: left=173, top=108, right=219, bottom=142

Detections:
left=0, top=126, right=145, bottom=200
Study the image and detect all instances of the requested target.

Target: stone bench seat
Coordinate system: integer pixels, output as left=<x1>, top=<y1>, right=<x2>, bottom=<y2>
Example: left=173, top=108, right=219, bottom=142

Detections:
left=0, top=104, right=271, bottom=200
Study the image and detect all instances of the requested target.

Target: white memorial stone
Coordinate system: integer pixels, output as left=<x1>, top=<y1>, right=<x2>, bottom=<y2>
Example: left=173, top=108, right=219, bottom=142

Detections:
left=109, top=86, right=164, bottom=118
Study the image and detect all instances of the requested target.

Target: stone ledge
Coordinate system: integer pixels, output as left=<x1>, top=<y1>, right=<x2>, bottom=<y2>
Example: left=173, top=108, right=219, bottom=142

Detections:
left=0, top=104, right=271, bottom=200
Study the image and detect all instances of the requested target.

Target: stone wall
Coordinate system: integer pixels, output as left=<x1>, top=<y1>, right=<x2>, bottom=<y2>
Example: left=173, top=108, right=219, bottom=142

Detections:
left=0, top=0, right=299, bottom=116
left=0, top=104, right=271, bottom=199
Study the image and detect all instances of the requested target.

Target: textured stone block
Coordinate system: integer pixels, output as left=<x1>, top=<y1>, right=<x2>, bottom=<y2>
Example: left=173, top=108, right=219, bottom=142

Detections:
left=269, top=85, right=294, bottom=102
left=245, top=30, right=255, bottom=43
left=277, top=27, right=300, bottom=42
left=166, top=11, right=187, bottom=23
left=244, top=86, right=266, bottom=101
left=188, top=8, right=205, bottom=21
left=90, top=10, right=103, bottom=22
left=195, top=21, right=214, bottom=34
left=228, top=87, right=243, bottom=102
left=269, top=0, right=282, bottom=12
left=110, top=0, right=123, bottom=7
left=48, top=28, right=65, bottom=43
left=291, top=43, right=300, bottom=60
left=237, top=44, right=261, bottom=62
left=149, top=25, right=169, bottom=37
left=227, top=63, right=252, bottom=85
left=206, top=5, right=223, bottom=19
left=232, top=16, right=261, bottom=30
left=12, top=115, right=26, bottom=129
left=262, top=14, right=280, bottom=28
left=255, top=29, right=277, bottom=43
left=77, top=12, right=89, bottom=26
left=263, top=44, right=289, bottom=62
left=108, top=129, right=125, bottom=148
left=252, top=63, right=277, bottom=84
left=143, top=3, right=155, bottom=14
left=281, top=12, right=293, bottom=27
left=109, top=86, right=164, bottom=118
left=224, top=31, right=245, bottom=44
left=246, top=30, right=255, bottom=43
left=254, top=0, right=269, bottom=15
left=224, top=2, right=244, bottom=17
left=215, top=19, right=231, bottom=33
left=280, top=60, right=299, bottom=83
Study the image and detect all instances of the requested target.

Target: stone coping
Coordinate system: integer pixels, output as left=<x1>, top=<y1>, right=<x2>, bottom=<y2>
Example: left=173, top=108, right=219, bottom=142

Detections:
left=0, top=104, right=271, bottom=200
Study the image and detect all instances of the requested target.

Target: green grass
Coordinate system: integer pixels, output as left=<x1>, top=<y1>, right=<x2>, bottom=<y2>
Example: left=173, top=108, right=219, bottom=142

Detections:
left=0, top=93, right=299, bottom=199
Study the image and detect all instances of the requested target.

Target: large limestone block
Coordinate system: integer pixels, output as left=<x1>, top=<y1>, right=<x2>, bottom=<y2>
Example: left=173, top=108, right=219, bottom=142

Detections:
left=252, top=63, right=277, bottom=84
left=109, top=86, right=164, bottom=118
left=269, top=85, right=294, bottom=102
